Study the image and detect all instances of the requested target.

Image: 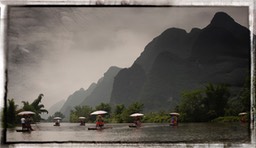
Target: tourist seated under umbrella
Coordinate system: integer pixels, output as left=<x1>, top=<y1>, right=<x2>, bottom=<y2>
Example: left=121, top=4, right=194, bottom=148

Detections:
left=21, top=117, right=26, bottom=130
left=130, top=113, right=144, bottom=127
left=80, top=120, right=85, bottom=126
left=238, top=112, right=247, bottom=123
left=17, top=111, right=35, bottom=131
left=134, top=116, right=141, bottom=127
left=90, top=110, right=107, bottom=128
left=96, top=115, right=104, bottom=128
left=79, top=117, right=86, bottom=126
left=53, top=117, right=61, bottom=126
left=56, top=119, right=60, bottom=126
left=25, top=116, right=33, bottom=131
left=170, top=112, right=180, bottom=126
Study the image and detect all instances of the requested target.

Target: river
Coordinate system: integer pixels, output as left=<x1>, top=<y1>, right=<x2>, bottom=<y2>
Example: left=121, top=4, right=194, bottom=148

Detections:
left=6, top=122, right=251, bottom=143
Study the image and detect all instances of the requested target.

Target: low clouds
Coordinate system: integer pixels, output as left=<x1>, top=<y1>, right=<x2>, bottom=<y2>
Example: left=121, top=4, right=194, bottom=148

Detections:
left=6, top=6, right=249, bottom=109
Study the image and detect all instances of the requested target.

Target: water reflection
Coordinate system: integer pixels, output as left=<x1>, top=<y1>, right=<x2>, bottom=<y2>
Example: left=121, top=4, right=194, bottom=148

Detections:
left=6, top=122, right=250, bottom=143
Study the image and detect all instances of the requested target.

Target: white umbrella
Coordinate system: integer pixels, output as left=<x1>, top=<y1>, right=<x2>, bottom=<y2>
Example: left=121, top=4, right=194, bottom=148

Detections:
left=90, top=110, right=107, bottom=115
left=170, top=112, right=180, bottom=116
left=17, top=111, right=35, bottom=116
left=79, top=117, right=86, bottom=120
left=238, top=112, right=247, bottom=116
left=130, top=113, right=144, bottom=117
left=53, top=117, right=62, bottom=120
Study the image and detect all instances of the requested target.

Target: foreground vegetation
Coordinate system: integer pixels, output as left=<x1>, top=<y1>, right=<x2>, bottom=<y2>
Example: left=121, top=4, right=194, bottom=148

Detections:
left=3, top=94, right=48, bottom=128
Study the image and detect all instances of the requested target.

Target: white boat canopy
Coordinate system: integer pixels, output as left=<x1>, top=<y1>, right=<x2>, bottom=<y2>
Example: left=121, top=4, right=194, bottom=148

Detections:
left=169, top=112, right=180, bottom=116
left=17, top=111, right=36, bottom=116
left=90, top=110, right=108, bottom=115
left=53, top=117, right=62, bottom=120
left=238, top=112, right=247, bottom=116
left=130, top=113, right=144, bottom=117
left=79, top=117, right=86, bottom=119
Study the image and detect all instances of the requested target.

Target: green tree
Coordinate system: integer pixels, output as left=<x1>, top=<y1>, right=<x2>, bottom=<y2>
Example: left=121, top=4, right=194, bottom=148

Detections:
left=178, top=83, right=231, bottom=122
left=112, top=104, right=126, bottom=123
left=69, top=113, right=79, bottom=123
left=142, top=111, right=170, bottom=123
left=179, top=90, right=207, bottom=122
left=6, top=99, right=18, bottom=127
left=95, top=103, right=112, bottom=114
left=225, top=97, right=244, bottom=116
left=69, top=105, right=92, bottom=122
left=114, top=104, right=125, bottom=115
left=21, top=101, right=34, bottom=112
left=237, top=76, right=250, bottom=112
left=127, top=102, right=144, bottom=113
left=31, top=94, right=48, bottom=115
left=47, top=111, right=65, bottom=122
left=224, top=76, right=250, bottom=120
left=204, top=83, right=230, bottom=120
left=21, top=94, right=48, bottom=122
left=121, top=102, right=144, bottom=123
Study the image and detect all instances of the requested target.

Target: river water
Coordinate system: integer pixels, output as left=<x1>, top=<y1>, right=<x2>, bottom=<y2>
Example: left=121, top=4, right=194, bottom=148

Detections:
left=6, top=122, right=251, bottom=144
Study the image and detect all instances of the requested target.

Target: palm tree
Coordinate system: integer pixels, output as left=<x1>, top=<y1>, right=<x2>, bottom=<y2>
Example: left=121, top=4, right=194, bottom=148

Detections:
left=21, top=94, right=48, bottom=122
left=6, top=99, right=18, bottom=127
left=204, top=83, right=230, bottom=119
left=31, top=94, right=48, bottom=115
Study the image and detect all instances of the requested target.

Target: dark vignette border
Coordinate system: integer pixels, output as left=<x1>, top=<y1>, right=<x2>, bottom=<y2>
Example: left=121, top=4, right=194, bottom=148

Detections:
left=1, top=4, right=254, bottom=147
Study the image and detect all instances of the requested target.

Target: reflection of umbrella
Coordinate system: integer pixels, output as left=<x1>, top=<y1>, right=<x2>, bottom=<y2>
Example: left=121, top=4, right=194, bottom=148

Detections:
left=130, top=113, right=144, bottom=117
left=170, top=112, right=180, bottom=116
left=79, top=117, right=86, bottom=120
left=238, top=112, right=247, bottom=116
left=17, top=111, right=35, bottom=116
left=53, top=117, right=62, bottom=120
left=90, top=110, right=107, bottom=115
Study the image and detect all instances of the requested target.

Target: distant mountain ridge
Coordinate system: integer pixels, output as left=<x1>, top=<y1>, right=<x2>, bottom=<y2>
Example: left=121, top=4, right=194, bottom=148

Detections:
left=59, top=66, right=121, bottom=120
left=110, top=12, right=250, bottom=112
left=60, top=12, right=250, bottom=114
left=41, top=99, right=65, bottom=119
left=59, top=84, right=96, bottom=121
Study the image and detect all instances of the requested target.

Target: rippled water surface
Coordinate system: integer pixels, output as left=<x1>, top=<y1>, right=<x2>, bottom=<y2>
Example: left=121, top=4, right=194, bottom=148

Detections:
left=6, top=122, right=250, bottom=143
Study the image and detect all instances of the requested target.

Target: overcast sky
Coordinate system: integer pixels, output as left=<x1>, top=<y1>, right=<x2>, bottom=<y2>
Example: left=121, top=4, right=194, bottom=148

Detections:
left=6, top=6, right=249, bottom=110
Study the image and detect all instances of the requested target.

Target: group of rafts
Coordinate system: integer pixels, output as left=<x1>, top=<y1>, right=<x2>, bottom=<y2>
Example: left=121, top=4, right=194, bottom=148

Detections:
left=53, top=111, right=181, bottom=130
left=16, top=110, right=180, bottom=132
left=16, top=110, right=248, bottom=132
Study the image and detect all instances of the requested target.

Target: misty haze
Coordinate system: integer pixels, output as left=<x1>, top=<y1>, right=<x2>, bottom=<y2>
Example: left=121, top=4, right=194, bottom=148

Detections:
left=4, top=6, right=253, bottom=144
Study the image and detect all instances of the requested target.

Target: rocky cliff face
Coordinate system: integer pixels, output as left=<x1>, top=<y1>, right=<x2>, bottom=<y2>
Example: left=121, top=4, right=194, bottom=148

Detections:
left=110, top=12, right=250, bottom=112
left=81, top=66, right=121, bottom=107
left=110, top=64, right=146, bottom=106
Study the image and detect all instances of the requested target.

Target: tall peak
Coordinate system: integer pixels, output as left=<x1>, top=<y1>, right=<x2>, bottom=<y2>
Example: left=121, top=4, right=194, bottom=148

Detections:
left=210, top=12, right=235, bottom=27
left=104, top=66, right=121, bottom=77
left=79, top=88, right=85, bottom=91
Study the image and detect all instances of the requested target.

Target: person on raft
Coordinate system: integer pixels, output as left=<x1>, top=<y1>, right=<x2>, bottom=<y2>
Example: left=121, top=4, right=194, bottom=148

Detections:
left=80, top=120, right=85, bottom=126
left=55, top=119, right=60, bottom=126
left=170, top=116, right=178, bottom=126
left=134, top=116, right=141, bottom=127
left=96, top=115, right=104, bottom=128
left=25, top=116, right=33, bottom=131
left=21, top=117, right=26, bottom=130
